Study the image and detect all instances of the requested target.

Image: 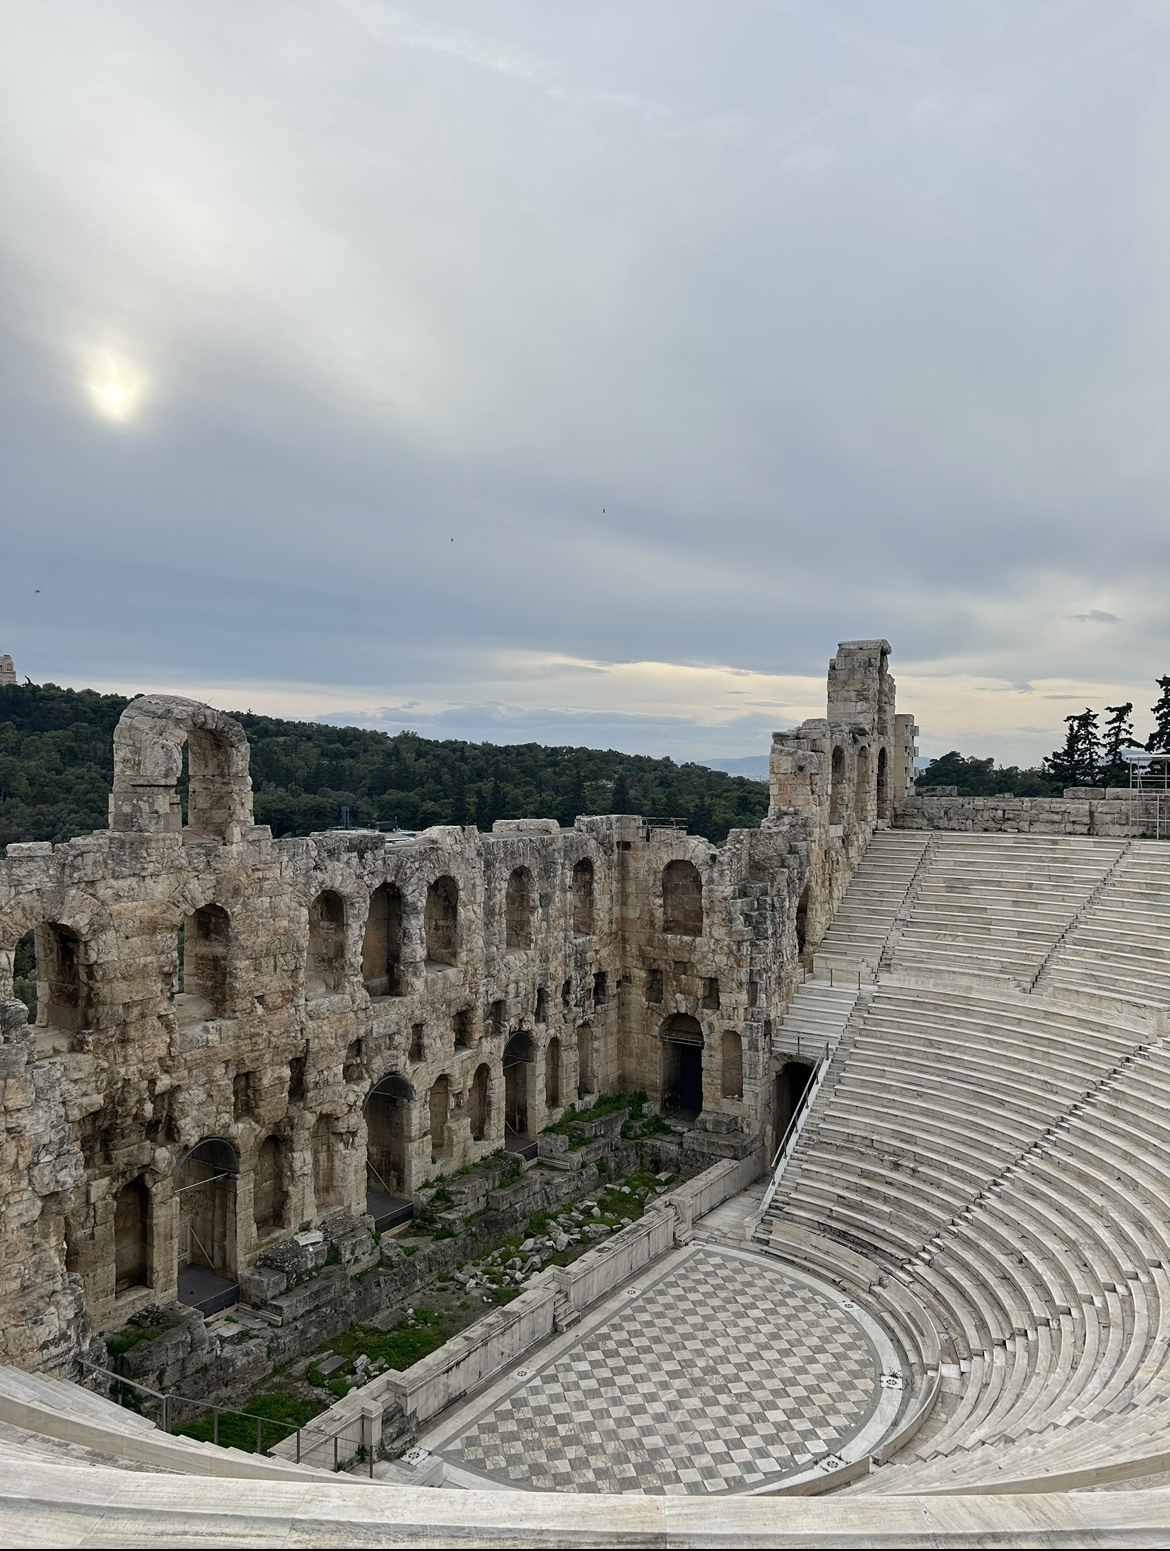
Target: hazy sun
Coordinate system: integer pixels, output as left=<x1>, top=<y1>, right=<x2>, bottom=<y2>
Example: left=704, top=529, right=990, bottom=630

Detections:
left=85, top=352, right=147, bottom=422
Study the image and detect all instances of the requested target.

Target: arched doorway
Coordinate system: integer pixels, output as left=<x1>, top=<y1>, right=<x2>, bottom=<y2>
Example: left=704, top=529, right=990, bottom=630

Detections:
left=505, top=868, right=534, bottom=949
left=469, top=1063, right=491, bottom=1141
left=546, top=1036, right=562, bottom=1110
left=307, top=891, right=346, bottom=997
left=876, top=746, right=890, bottom=820
left=425, top=876, right=459, bottom=966
left=503, top=1030, right=536, bottom=1148
left=362, top=883, right=403, bottom=997
left=576, top=1022, right=595, bottom=1095
left=572, top=858, right=594, bottom=934
left=660, top=1014, right=704, bottom=1121
left=774, top=1061, right=815, bottom=1147
left=795, top=883, right=812, bottom=957
left=854, top=747, right=871, bottom=823
left=114, top=1177, right=149, bottom=1294
left=253, top=1136, right=286, bottom=1236
left=364, top=1073, right=413, bottom=1230
left=829, top=747, right=845, bottom=824
left=174, top=1138, right=238, bottom=1314
left=429, top=1075, right=452, bottom=1159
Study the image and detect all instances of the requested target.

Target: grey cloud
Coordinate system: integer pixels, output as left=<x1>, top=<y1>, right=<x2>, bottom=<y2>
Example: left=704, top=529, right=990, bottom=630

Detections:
left=2, top=2, right=1169, bottom=762
left=1070, top=611, right=1122, bottom=624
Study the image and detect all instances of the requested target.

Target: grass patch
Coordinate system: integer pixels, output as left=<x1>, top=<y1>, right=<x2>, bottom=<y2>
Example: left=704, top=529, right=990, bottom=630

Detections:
left=173, top=1390, right=324, bottom=1454
left=307, top=1311, right=450, bottom=1387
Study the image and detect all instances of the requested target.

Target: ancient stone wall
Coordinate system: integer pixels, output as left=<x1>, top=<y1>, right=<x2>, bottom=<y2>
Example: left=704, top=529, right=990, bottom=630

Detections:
left=0, top=641, right=904, bottom=1372
left=894, top=790, right=1164, bottom=837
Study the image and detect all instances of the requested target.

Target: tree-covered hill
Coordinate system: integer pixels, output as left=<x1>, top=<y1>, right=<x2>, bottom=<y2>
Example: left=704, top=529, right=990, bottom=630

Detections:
left=0, top=681, right=769, bottom=848
left=914, top=750, right=1061, bottom=797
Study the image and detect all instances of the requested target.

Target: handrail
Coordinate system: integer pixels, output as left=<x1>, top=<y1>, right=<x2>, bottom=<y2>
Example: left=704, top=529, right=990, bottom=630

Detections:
left=750, top=1040, right=832, bottom=1233
left=75, top=1359, right=376, bottom=1476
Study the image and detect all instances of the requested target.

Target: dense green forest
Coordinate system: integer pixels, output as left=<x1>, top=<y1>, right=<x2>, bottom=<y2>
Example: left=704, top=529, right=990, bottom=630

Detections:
left=913, top=751, right=1061, bottom=797
left=0, top=681, right=770, bottom=848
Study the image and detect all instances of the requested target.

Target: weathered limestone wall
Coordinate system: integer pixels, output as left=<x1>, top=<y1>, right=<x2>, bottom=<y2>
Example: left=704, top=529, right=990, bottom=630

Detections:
left=894, top=790, right=1164, bottom=837
left=0, top=640, right=906, bottom=1373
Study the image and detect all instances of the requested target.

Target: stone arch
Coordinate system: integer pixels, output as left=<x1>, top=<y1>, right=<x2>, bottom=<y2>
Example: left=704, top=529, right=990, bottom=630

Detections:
left=876, top=746, right=890, bottom=820
left=33, top=921, right=90, bottom=1033
left=505, top=867, right=534, bottom=950
left=469, top=1062, right=491, bottom=1141
left=576, top=1021, right=595, bottom=1095
left=174, top=1137, right=238, bottom=1287
left=571, top=858, right=595, bottom=935
left=362, top=883, right=403, bottom=997
left=178, top=903, right=230, bottom=1021
left=546, top=1035, right=562, bottom=1111
left=829, top=746, right=846, bottom=824
left=307, top=889, right=346, bottom=997
left=662, top=860, right=703, bottom=936
left=364, top=1072, right=412, bottom=1204
left=795, top=883, right=811, bottom=955
left=854, top=746, right=871, bottom=823
left=114, top=1176, right=149, bottom=1293
left=109, top=694, right=252, bottom=839
left=425, top=876, right=459, bottom=966
left=429, top=1074, right=453, bottom=1157
left=721, top=1030, right=743, bottom=1100
left=253, top=1135, right=286, bottom=1236
left=660, top=1013, right=703, bottom=1119
left=503, top=1030, right=535, bottom=1140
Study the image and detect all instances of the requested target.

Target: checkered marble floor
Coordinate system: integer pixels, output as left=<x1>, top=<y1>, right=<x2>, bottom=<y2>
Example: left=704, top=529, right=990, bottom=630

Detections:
left=435, top=1247, right=880, bottom=1495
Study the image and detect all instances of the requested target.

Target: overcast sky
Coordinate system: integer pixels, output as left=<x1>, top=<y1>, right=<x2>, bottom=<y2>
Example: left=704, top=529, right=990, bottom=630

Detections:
left=3, top=1, right=1169, bottom=766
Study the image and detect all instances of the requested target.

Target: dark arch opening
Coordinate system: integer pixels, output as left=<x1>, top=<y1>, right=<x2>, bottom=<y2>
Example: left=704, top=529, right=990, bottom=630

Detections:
left=796, top=884, right=811, bottom=956
left=365, top=1072, right=413, bottom=1227
left=505, top=867, right=534, bottom=950
left=546, top=1035, right=562, bottom=1110
left=854, top=746, right=871, bottom=823
left=662, top=860, right=703, bottom=936
left=576, top=1022, right=595, bottom=1095
left=572, top=858, right=595, bottom=935
left=114, top=1177, right=149, bottom=1293
left=253, top=1135, right=286, bottom=1236
left=503, top=1029, right=536, bottom=1143
left=425, top=876, right=459, bottom=966
left=35, top=922, right=89, bottom=1033
left=307, top=890, right=346, bottom=997
left=469, top=1062, right=491, bottom=1141
left=660, top=1013, right=704, bottom=1120
left=774, top=1061, right=815, bottom=1145
left=174, top=1137, right=239, bottom=1313
left=829, top=747, right=845, bottom=824
left=362, top=883, right=403, bottom=997
left=179, top=903, right=229, bottom=1021
left=876, top=746, right=890, bottom=820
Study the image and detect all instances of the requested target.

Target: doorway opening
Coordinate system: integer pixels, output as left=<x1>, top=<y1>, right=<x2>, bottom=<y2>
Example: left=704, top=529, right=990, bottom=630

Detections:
left=503, top=1030, right=537, bottom=1158
left=364, top=1072, right=414, bottom=1230
left=175, top=1138, right=239, bottom=1315
left=660, top=1014, right=704, bottom=1121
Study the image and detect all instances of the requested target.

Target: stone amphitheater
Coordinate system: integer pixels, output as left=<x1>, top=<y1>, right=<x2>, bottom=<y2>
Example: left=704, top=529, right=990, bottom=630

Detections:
left=2, top=639, right=1170, bottom=1544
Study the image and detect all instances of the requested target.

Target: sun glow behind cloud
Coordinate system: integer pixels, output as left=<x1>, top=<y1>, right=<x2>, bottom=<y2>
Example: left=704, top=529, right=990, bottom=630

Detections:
left=84, top=351, right=147, bottom=423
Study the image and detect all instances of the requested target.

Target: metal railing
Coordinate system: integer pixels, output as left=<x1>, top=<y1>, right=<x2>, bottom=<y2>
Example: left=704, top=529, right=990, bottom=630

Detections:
left=752, top=1041, right=832, bottom=1229
left=76, top=1359, right=377, bottom=1477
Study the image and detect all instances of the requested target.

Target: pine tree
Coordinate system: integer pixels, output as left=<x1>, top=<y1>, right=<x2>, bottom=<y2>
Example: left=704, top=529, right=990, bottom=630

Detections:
left=1043, top=708, right=1101, bottom=788
left=1100, top=703, right=1140, bottom=784
left=1148, top=677, right=1170, bottom=754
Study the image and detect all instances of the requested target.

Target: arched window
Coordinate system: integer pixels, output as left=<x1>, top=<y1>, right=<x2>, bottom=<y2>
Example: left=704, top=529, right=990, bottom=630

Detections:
left=181, top=904, right=229, bottom=1019
left=114, top=1177, right=149, bottom=1292
left=312, top=1115, right=338, bottom=1209
left=362, top=884, right=403, bottom=997
left=854, top=747, right=871, bottom=823
left=254, top=1137, right=286, bottom=1235
left=721, top=1031, right=743, bottom=1100
left=429, top=1075, right=452, bottom=1157
left=365, top=1072, right=412, bottom=1206
left=307, top=890, right=346, bottom=997
left=829, top=746, right=845, bottom=824
left=505, top=867, right=534, bottom=950
left=576, top=1022, right=595, bottom=1095
left=35, top=922, right=89, bottom=1032
left=546, top=1036, right=562, bottom=1110
left=876, top=746, right=890, bottom=820
left=662, top=860, right=703, bottom=936
left=795, top=884, right=811, bottom=955
left=469, top=1063, right=491, bottom=1141
left=572, top=858, right=595, bottom=935
left=453, top=1008, right=474, bottom=1048
left=109, top=695, right=252, bottom=839
left=660, top=1014, right=704, bottom=1118
left=503, top=1032, right=535, bottom=1138
left=425, top=877, right=459, bottom=966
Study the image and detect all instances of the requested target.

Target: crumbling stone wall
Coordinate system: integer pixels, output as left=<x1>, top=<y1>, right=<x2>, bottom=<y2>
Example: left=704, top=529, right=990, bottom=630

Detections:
left=0, top=640, right=905, bottom=1372
left=894, top=789, right=1163, bottom=836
